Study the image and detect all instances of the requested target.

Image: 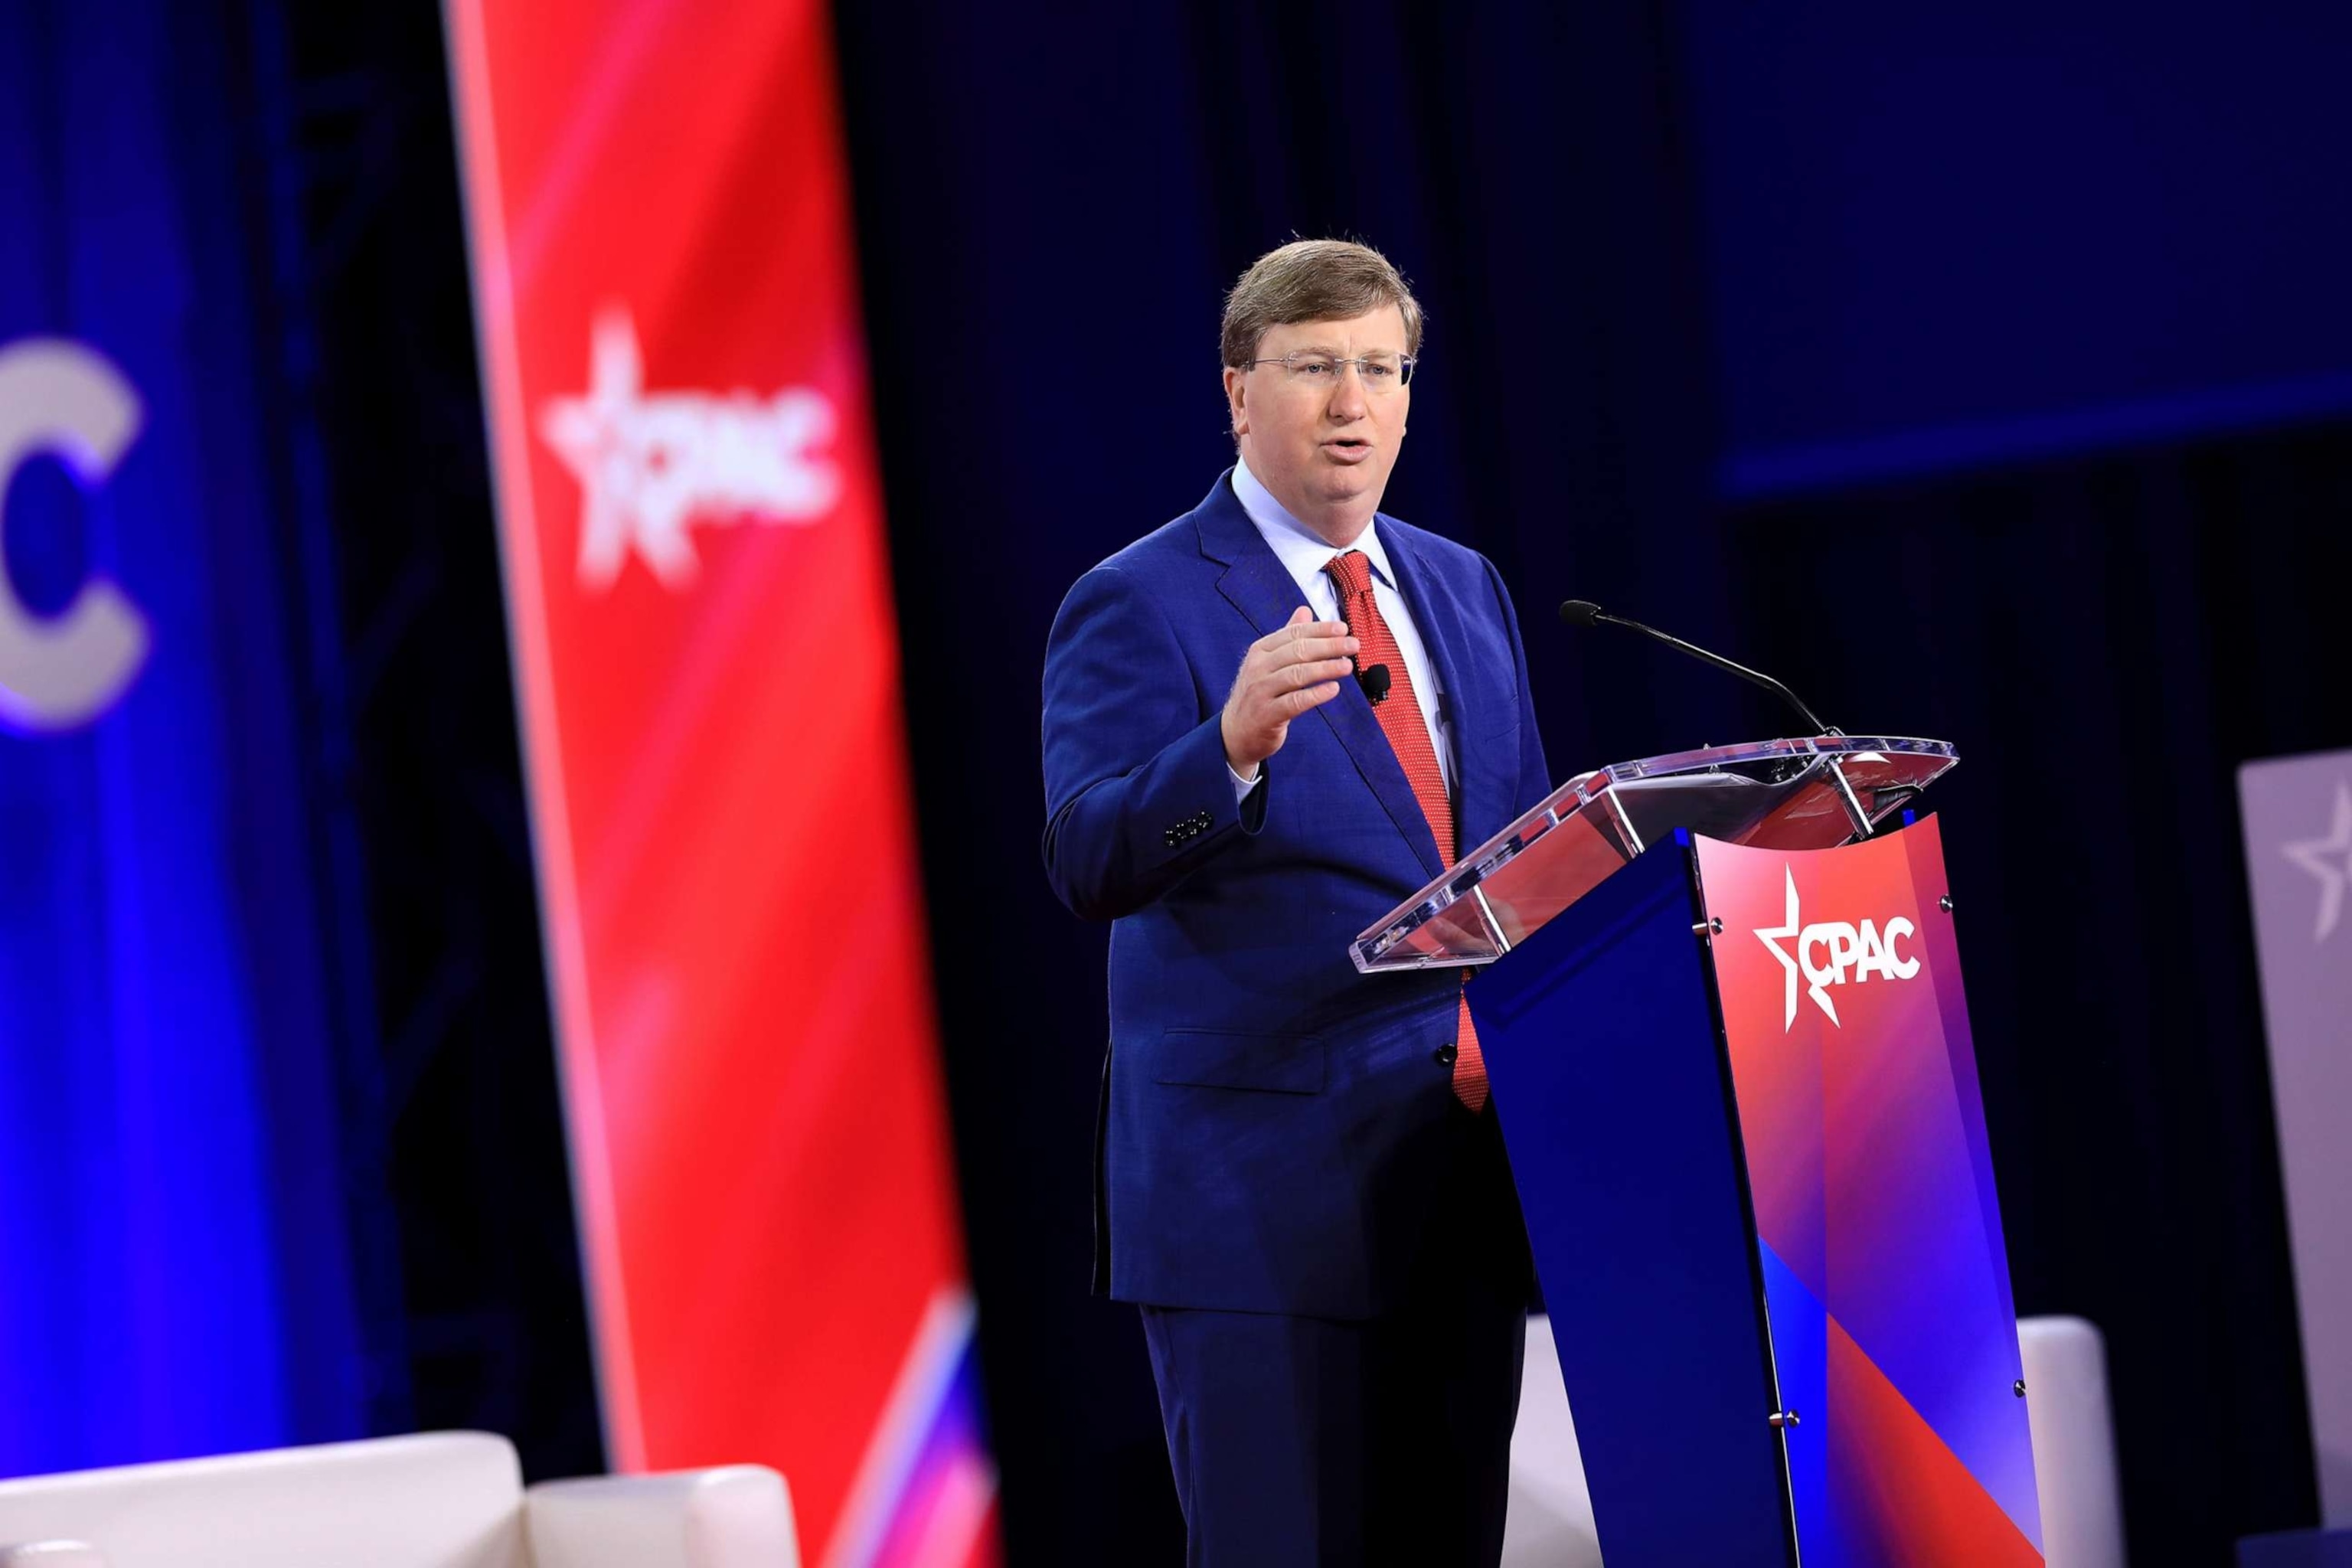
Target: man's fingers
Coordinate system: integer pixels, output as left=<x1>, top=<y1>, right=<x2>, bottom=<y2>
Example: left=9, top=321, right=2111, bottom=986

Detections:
left=1285, top=656, right=1356, bottom=691
left=1282, top=680, right=1344, bottom=716
left=1260, top=619, right=1352, bottom=654
left=1230, top=615, right=1356, bottom=752
left=1245, top=656, right=1351, bottom=704
left=1264, top=632, right=1359, bottom=667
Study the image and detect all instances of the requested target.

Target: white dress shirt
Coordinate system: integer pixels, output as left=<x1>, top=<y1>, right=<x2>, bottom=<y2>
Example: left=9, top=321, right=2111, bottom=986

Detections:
left=1227, top=457, right=1455, bottom=798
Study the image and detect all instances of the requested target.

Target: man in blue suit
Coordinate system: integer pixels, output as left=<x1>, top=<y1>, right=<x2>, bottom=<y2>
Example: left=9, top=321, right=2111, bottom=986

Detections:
left=1041, top=240, right=1554, bottom=1565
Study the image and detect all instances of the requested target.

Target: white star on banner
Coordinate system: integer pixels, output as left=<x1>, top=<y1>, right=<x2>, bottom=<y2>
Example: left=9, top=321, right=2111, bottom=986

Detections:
left=2282, top=781, right=2352, bottom=944
left=1753, top=866, right=1838, bottom=1030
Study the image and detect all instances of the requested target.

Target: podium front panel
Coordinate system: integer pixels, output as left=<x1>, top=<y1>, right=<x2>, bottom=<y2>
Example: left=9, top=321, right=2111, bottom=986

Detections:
left=1695, top=817, right=2043, bottom=1566
left=1472, top=844, right=1797, bottom=1567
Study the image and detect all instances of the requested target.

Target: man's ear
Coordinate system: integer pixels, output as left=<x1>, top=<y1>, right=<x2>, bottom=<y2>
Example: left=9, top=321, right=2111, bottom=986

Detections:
left=1223, top=365, right=1248, bottom=439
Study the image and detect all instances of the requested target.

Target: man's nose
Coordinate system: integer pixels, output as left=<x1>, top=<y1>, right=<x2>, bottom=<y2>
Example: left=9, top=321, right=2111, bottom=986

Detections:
left=1327, top=363, right=1370, bottom=418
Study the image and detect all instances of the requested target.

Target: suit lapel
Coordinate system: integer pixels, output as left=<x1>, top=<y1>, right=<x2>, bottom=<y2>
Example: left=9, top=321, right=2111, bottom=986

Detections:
left=1197, top=477, right=1447, bottom=881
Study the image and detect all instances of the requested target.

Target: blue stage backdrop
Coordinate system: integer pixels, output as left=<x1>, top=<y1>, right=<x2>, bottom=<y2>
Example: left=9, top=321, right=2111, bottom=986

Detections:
left=1683, top=2, right=2352, bottom=496
left=0, top=0, right=381, bottom=1472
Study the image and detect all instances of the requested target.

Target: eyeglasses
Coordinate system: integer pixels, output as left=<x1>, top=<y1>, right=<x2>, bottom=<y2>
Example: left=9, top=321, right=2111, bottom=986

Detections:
left=1246, top=351, right=1416, bottom=393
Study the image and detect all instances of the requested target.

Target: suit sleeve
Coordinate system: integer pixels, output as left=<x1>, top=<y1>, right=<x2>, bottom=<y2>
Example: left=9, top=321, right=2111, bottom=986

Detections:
left=1040, top=564, right=1266, bottom=922
left=1488, top=557, right=1554, bottom=818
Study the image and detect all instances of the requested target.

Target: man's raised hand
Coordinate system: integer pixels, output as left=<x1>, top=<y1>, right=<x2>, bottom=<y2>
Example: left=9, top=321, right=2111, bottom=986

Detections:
left=1220, top=606, right=1359, bottom=781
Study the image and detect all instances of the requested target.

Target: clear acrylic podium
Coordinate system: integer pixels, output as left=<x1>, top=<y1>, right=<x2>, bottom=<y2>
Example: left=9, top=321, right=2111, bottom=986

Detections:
left=1354, top=736, right=2047, bottom=1566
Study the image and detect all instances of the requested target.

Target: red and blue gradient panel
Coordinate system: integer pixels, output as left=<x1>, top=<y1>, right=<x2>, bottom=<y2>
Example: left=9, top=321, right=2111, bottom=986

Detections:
left=1697, top=819, right=2041, bottom=1566
left=445, top=3, right=996, bottom=1563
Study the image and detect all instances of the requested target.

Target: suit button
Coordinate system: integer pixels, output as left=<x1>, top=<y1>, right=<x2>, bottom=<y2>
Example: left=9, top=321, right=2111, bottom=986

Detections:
left=1434, top=1043, right=1458, bottom=1067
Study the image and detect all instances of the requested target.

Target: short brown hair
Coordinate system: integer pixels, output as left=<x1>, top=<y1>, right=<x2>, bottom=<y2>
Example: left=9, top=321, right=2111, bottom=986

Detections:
left=1220, top=239, right=1424, bottom=369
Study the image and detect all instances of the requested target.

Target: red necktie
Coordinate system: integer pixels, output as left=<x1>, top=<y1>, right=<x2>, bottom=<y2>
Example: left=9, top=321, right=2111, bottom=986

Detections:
left=1325, top=550, right=1488, bottom=1112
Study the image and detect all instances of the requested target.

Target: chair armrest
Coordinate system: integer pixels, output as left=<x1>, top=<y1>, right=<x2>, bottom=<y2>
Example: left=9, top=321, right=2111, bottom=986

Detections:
left=0, top=1545, right=109, bottom=1567
left=2019, top=1315, right=2126, bottom=1568
left=525, top=1467, right=797, bottom=1568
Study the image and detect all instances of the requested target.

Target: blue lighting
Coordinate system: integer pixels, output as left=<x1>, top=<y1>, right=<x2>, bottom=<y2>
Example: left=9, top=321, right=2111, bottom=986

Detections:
left=0, top=0, right=369, bottom=1475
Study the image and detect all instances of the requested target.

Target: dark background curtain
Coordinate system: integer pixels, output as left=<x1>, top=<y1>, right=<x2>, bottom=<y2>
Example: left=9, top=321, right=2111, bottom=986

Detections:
left=267, top=0, right=609, bottom=1480
left=23, top=0, right=2338, bottom=1562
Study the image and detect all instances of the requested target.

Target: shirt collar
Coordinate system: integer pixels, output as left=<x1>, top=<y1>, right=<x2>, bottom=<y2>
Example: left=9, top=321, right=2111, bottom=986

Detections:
left=1232, top=456, right=1397, bottom=592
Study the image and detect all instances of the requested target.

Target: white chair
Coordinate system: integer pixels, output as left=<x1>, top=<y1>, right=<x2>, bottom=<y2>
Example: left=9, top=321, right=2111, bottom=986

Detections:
left=1504, top=1313, right=2125, bottom=1567
left=0, top=1547, right=106, bottom=1568
left=1501, top=1313, right=1603, bottom=1568
left=0, top=1430, right=797, bottom=1568
left=2019, top=1315, right=2128, bottom=1568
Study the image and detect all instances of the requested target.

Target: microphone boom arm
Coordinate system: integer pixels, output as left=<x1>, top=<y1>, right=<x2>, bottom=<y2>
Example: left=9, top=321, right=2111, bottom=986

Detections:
left=1562, top=599, right=1834, bottom=736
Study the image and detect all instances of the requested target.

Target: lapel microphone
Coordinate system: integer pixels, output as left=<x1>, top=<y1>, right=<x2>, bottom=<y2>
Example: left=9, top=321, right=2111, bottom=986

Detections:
left=1357, top=662, right=1393, bottom=707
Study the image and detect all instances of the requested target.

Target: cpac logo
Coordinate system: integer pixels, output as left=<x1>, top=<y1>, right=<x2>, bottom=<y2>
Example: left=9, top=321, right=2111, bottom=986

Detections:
left=539, top=307, right=841, bottom=593
left=1753, top=866, right=1921, bottom=1030
left=0, top=338, right=152, bottom=731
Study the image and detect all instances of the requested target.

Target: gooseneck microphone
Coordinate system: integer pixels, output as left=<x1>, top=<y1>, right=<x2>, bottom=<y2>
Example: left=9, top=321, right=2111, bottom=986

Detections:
left=1357, top=662, right=1393, bottom=707
left=1558, top=599, right=1831, bottom=734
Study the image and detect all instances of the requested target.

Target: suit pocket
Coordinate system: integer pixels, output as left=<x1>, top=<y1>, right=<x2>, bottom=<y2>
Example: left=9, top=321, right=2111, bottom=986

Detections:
left=1468, top=702, right=1521, bottom=746
left=1151, top=1027, right=1325, bottom=1095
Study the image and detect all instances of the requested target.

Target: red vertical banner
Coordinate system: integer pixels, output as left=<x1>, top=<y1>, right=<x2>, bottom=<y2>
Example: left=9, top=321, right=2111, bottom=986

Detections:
left=444, top=5, right=996, bottom=1564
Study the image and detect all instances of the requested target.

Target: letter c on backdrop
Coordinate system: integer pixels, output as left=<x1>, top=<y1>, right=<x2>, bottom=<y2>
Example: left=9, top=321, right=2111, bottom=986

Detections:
left=0, top=338, right=152, bottom=733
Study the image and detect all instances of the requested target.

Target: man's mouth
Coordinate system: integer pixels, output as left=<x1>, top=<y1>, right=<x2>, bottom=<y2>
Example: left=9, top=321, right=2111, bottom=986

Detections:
left=1323, top=437, right=1373, bottom=465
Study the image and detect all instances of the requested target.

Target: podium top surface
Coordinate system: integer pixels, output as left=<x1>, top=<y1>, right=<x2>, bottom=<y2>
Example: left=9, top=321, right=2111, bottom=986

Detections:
left=1351, top=734, right=1958, bottom=972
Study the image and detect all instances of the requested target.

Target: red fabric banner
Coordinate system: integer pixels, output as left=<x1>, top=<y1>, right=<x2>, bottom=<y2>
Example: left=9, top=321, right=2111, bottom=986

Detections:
left=446, top=4, right=995, bottom=1561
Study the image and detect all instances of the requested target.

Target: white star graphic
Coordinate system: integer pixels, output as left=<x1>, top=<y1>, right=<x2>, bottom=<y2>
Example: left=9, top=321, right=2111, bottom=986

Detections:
left=1753, top=865, right=1838, bottom=1031
left=2282, top=781, right=2352, bottom=944
left=541, top=309, right=669, bottom=588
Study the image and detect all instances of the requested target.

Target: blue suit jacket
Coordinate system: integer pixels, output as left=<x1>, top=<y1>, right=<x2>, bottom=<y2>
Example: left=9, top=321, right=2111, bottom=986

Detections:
left=1041, top=472, right=1553, bottom=1318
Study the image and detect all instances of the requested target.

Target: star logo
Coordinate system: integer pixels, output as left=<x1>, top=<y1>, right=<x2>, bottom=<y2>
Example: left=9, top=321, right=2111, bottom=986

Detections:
left=2282, top=781, right=2352, bottom=943
left=1747, top=864, right=1922, bottom=1032
left=1755, top=867, right=1832, bottom=1030
left=538, top=306, right=841, bottom=592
